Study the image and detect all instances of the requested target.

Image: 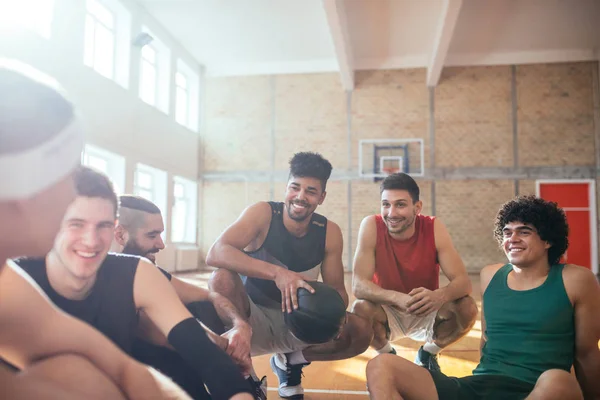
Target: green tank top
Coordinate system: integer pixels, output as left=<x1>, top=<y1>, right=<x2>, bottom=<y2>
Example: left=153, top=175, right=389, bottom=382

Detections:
left=473, top=264, right=575, bottom=384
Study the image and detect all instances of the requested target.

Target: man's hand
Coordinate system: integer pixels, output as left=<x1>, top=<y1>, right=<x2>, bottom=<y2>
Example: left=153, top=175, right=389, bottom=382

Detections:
left=273, top=268, right=315, bottom=313
left=222, top=323, right=252, bottom=374
left=389, top=291, right=412, bottom=313
left=407, top=287, right=445, bottom=316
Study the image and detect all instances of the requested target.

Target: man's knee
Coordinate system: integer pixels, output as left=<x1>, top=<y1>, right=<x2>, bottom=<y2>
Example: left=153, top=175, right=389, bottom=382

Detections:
left=531, top=369, right=583, bottom=400
left=366, top=353, right=396, bottom=380
left=455, top=296, right=478, bottom=327
left=208, top=268, right=239, bottom=295
left=345, top=313, right=373, bottom=354
left=19, top=354, right=126, bottom=400
left=350, top=299, right=376, bottom=319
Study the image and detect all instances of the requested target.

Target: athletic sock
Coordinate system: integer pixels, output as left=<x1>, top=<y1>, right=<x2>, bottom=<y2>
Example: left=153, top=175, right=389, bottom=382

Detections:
left=423, top=342, right=443, bottom=355
left=286, top=350, right=308, bottom=366
left=376, top=342, right=394, bottom=354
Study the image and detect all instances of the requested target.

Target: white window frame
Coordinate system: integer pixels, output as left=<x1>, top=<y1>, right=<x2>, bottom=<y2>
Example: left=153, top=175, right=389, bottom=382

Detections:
left=83, top=0, right=130, bottom=88
left=134, top=163, right=168, bottom=239
left=139, top=44, right=158, bottom=106
left=171, top=176, right=198, bottom=244
left=139, top=26, right=170, bottom=114
left=175, top=59, right=199, bottom=131
left=81, top=144, right=126, bottom=195
left=84, top=0, right=116, bottom=80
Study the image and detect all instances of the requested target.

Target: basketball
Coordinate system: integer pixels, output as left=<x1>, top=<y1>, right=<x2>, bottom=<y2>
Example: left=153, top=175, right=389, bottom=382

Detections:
left=284, top=281, right=346, bottom=345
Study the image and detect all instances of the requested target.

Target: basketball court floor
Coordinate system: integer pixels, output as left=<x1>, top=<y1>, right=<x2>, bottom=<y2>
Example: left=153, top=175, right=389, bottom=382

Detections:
left=181, top=271, right=482, bottom=400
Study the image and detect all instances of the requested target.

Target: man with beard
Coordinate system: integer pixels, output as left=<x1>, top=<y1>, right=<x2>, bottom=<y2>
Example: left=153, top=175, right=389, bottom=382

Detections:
left=114, top=195, right=266, bottom=399
left=351, top=172, right=477, bottom=372
left=365, top=196, right=599, bottom=400
left=206, top=152, right=372, bottom=399
left=15, top=166, right=254, bottom=400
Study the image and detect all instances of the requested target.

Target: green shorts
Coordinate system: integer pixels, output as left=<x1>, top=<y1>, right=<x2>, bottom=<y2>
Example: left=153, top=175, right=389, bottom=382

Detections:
left=428, top=371, right=535, bottom=400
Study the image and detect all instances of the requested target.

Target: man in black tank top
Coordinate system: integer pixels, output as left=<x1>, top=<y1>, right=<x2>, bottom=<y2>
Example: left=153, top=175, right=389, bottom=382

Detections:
left=114, top=194, right=266, bottom=399
left=366, top=196, right=600, bottom=400
left=207, top=152, right=373, bottom=399
left=0, top=62, right=186, bottom=400
left=16, top=167, right=254, bottom=400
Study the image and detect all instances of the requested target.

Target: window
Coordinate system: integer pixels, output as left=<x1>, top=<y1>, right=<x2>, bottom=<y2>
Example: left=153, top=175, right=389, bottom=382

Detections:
left=175, top=72, right=188, bottom=126
left=82, top=0, right=131, bottom=88
left=81, top=144, right=126, bottom=194
left=84, top=0, right=115, bottom=80
left=138, top=26, right=170, bottom=114
left=0, top=0, right=55, bottom=39
left=139, top=45, right=157, bottom=106
left=171, top=176, right=198, bottom=243
left=134, top=163, right=168, bottom=237
left=175, top=59, right=200, bottom=131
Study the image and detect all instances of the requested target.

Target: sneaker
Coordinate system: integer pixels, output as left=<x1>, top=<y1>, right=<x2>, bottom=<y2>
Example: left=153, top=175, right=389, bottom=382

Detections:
left=414, top=346, right=441, bottom=372
left=269, top=353, right=309, bottom=399
left=246, top=375, right=267, bottom=400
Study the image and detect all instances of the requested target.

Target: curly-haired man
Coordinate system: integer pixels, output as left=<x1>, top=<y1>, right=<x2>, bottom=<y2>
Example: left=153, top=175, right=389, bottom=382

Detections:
left=366, top=195, right=600, bottom=400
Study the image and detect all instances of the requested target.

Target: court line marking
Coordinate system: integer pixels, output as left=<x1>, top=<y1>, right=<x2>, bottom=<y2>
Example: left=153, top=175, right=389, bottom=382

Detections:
left=268, top=388, right=369, bottom=395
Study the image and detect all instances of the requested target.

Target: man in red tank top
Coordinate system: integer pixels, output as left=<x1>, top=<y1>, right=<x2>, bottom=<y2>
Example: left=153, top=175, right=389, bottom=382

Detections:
left=352, top=173, right=477, bottom=372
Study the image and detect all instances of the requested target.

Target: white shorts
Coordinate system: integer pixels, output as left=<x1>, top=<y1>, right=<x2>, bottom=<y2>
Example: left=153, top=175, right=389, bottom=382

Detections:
left=381, top=305, right=436, bottom=343
left=247, top=297, right=311, bottom=357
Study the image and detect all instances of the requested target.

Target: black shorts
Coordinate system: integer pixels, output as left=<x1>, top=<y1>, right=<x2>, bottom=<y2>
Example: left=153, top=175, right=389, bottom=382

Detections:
left=428, top=371, right=535, bottom=400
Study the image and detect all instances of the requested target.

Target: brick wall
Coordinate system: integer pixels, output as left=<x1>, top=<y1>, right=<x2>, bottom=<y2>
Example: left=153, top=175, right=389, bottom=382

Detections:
left=201, top=61, right=598, bottom=273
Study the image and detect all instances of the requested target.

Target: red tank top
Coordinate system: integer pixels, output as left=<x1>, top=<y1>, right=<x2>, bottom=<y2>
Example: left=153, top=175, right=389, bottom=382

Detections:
left=372, top=214, right=439, bottom=293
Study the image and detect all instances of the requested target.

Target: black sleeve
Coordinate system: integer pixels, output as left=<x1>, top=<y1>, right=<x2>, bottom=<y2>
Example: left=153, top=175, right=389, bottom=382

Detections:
left=186, top=301, right=227, bottom=335
left=157, top=266, right=172, bottom=281
left=167, top=318, right=251, bottom=399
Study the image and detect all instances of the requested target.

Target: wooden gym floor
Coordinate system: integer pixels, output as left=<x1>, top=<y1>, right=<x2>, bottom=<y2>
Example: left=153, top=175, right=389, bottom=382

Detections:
left=180, top=271, right=482, bottom=399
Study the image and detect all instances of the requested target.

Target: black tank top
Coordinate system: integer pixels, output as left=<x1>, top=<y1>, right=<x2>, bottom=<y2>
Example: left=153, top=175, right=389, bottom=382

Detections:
left=244, top=201, right=327, bottom=308
left=16, top=253, right=139, bottom=353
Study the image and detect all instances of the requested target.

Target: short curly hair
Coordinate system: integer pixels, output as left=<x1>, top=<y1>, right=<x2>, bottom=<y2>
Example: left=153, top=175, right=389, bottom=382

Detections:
left=288, top=152, right=332, bottom=191
left=494, top=195, right=569, bottom=265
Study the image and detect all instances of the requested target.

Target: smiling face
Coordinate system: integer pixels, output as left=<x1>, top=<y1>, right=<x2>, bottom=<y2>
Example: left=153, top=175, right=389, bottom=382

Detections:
left=380, top=189, right=422, bottom=238
left=284, top=176, right=326, bottom=222
left=501, top=221, right=551, bottom=268
left=50, top=196, right=116, bottom=281
left=121, top=212, right=165, bottom=263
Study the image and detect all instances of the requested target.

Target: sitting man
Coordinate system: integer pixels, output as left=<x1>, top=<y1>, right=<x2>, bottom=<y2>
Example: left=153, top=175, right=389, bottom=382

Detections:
left=207, top=152, right=373, bottom=399
left=0, top=58, right=188, bottom=400
left=114, top=194, right=265, bottom=398
left=366, top=195, right=600, bottom=400
left=15, top=166, right=254, bottom=400
left=352, top=172, right=478, bottom=371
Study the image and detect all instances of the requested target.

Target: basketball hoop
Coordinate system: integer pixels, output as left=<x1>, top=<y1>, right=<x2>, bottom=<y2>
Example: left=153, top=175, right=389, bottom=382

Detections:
left=382, top=167, right=400, bottom=176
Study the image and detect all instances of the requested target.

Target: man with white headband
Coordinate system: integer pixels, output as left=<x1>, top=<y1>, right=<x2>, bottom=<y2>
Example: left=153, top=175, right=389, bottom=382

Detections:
left=0, top=59, right=190, bottom=399
left=16, top=166, right=256, bottom=400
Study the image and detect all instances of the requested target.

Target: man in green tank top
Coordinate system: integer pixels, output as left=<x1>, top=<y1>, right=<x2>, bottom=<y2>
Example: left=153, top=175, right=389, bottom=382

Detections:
left=365, top=195, right=600, bottom=400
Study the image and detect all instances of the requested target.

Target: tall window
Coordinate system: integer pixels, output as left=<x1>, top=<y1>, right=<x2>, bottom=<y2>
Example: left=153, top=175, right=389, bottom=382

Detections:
left=171, top=176, right=198, bottom=243
left=81, top=144, right=126, bottom=194
left=134, top=170, right=154, bottom=201
left=134, top=163, right=168, bottom=238
left=176, top=59, right=199, bottom=131
left=175, top=71, right=188, bottom=126
left=84, top=0, right=115, bottom=79
left=0, top=0, right=55, bottom=39
left=139, top=45, right=157, bottom=106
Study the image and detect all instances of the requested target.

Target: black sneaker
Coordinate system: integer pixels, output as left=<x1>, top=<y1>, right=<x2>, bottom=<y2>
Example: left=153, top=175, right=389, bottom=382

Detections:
left=269, top=354, right=309, bottom=399
left=246, top=375, right=267, bottom=400
left=414, top=346, right=441, bottom=372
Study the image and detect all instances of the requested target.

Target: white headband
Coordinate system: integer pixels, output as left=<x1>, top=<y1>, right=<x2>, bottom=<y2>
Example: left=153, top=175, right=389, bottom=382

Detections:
left=0, top=117, right=84, bottom=200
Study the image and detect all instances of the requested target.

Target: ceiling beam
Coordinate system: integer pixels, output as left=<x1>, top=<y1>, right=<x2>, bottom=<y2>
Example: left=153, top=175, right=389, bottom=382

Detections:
left=427, top=0, right=463, bottom=87
left=322, top=0, right=354, bottom=91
